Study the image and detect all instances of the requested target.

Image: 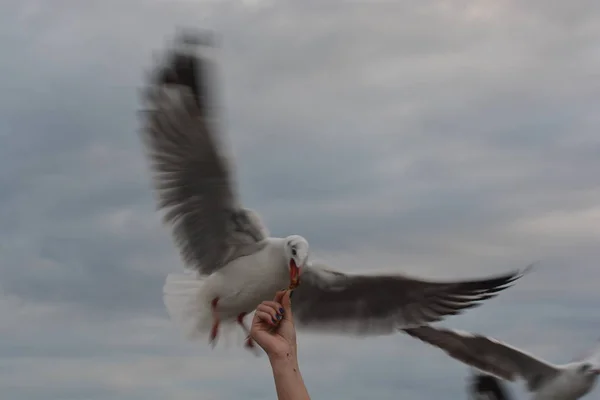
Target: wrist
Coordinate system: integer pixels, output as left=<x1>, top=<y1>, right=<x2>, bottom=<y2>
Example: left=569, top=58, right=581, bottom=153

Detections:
left=268, top=350, right=299, bottom=370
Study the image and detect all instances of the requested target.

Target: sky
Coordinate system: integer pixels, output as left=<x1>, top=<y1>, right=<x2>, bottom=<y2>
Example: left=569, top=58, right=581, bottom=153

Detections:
left=1, top=0, right=600, bottom=399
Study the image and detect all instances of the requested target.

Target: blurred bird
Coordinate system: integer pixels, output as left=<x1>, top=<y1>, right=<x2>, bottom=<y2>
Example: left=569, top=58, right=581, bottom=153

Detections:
left=404, top=325, right=600, bottom=400
left=138, top=29, right=532, bottom=352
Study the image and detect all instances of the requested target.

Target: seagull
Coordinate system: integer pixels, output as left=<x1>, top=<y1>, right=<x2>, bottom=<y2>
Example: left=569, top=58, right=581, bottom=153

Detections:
left=469, top=371, right=514, bottom=400
left=403, top=325, right=600, bottom=400
left=138, top=30, right=532, bottom=351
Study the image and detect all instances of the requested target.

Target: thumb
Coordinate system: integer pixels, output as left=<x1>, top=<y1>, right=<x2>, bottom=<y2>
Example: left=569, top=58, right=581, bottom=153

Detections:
left=280, top=289, right=294, bottom=321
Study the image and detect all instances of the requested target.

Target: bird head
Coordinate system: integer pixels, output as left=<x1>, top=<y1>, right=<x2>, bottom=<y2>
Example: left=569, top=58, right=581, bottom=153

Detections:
left=577, top=363, right=600, bottom=378
left=284, top=235, right=309, bottom=289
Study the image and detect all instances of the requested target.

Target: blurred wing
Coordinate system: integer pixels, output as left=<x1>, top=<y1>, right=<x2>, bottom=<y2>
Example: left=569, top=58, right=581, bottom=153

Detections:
left=468, top=371, right=514, bottom=400
left=139, top=31, right=268, bottom=275
left=291, top=262, right=531, bottom=334
left=403, top=326, right=560, bottom=392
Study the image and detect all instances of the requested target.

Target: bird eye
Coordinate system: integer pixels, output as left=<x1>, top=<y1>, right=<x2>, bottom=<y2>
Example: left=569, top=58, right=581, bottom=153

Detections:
left=291, top=248, right=297, bottom=256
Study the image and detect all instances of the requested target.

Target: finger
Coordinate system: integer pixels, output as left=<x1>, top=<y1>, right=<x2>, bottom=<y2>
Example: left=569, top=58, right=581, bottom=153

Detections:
left=256, top=303, right=281, bottom=317
left=255, top=311, right=278, bottom=327
left=257, top=301, right=284, bottom=318
left=280, top=290, right=293, bottom=321
left=273, top=290, right=286, bottom=303
left=255, top=310, right=279, bottom=327
left=261, top=300, right=284, bottom=315
left=256, top=304, right=282, bottom=324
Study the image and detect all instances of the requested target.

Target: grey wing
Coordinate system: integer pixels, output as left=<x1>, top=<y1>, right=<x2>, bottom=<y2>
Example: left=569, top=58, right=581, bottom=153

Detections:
left=291, top=262, right=531, bottom=334
left=403, top=326, right=560, bottom=392
left=139, top=31, right=268, bottom=275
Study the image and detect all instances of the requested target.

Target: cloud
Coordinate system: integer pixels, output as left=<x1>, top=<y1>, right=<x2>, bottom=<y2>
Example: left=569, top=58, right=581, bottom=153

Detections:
left=2, top=0, right=600, bottom=399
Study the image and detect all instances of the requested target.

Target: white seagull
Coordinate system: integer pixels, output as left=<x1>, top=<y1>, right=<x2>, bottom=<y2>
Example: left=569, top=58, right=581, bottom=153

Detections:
left=138, top=31, right=532, bottom=351
left=404, top=325, right=600, bottom=400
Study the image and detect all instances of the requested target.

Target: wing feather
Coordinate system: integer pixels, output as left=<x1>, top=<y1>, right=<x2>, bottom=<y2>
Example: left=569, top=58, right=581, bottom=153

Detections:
left=139, top=31, right=268, bottom=275
left=291, top=263, right=532, bottom=334
left=403, top=326, right=560, bottom=392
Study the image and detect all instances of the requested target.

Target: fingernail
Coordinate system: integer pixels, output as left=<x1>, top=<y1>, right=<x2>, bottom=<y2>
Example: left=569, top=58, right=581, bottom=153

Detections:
left=277, top=314, right=282, bottom=320
left=279, top=308, right=284, bottom=314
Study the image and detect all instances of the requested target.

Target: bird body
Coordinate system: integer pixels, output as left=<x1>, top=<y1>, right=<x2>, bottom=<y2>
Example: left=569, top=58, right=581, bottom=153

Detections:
left=532, top=364, right=598, bottom=400
left=164, top=237, right=290, bottom=339
left=200, top=237, right=290, bottom=316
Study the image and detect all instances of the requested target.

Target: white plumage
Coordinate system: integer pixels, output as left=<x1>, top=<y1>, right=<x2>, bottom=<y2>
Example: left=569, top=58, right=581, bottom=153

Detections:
left=164, top=238, right=290, bottom=341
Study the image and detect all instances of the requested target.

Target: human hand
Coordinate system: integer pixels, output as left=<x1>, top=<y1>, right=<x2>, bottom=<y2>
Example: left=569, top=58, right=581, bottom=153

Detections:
left=250, top=290, right=296, bottom=361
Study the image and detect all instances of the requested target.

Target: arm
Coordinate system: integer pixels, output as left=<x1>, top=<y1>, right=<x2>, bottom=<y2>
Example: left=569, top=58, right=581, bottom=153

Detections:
left=269, top=353, right=311, bottom=400
left=250, top=290, right=311, bottom=400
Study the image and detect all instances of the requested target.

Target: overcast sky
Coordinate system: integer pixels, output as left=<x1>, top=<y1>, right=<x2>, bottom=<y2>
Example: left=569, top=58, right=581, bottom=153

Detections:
left=1, top=0, right=600, bottom=399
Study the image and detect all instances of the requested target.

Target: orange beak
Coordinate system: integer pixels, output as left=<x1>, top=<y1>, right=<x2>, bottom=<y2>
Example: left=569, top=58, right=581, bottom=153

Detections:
left=289, top=259, right=300, bottom=289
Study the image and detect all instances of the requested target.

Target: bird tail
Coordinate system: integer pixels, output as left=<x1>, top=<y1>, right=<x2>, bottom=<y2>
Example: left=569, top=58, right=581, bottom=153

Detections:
left=162, top=272, right=214, bottom=340
left=163, top=272, right=255, bottom=350
left=468, top=371, right=513, bottom=400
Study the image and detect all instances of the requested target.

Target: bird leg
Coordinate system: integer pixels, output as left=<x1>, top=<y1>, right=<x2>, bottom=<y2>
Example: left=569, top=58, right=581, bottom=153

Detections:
left=237, top=312, right=255, bottom=349
left=237, top=313, right=261, bottom=356
left=209, top=297, right=220, bottom=347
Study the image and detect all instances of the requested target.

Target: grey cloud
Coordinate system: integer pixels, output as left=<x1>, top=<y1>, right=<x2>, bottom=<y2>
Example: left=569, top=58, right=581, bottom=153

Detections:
left=2, top=0, right=600, bottom=399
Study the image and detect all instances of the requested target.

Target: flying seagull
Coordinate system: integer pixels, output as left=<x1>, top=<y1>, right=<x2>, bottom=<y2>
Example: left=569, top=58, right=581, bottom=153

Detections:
left=404, top=325, right=600, bottom=400
left=138, top=30, right=531, bottom=351
left=469, top=371, right=514, bottom=400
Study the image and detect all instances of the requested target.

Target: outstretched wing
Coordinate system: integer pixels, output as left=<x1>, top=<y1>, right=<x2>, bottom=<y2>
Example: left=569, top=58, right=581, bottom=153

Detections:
left=403, top=326, right=560, bottom=392
left=290, top=262, right=531, bottom=334
left=139, top=30, right=268, bottom=275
